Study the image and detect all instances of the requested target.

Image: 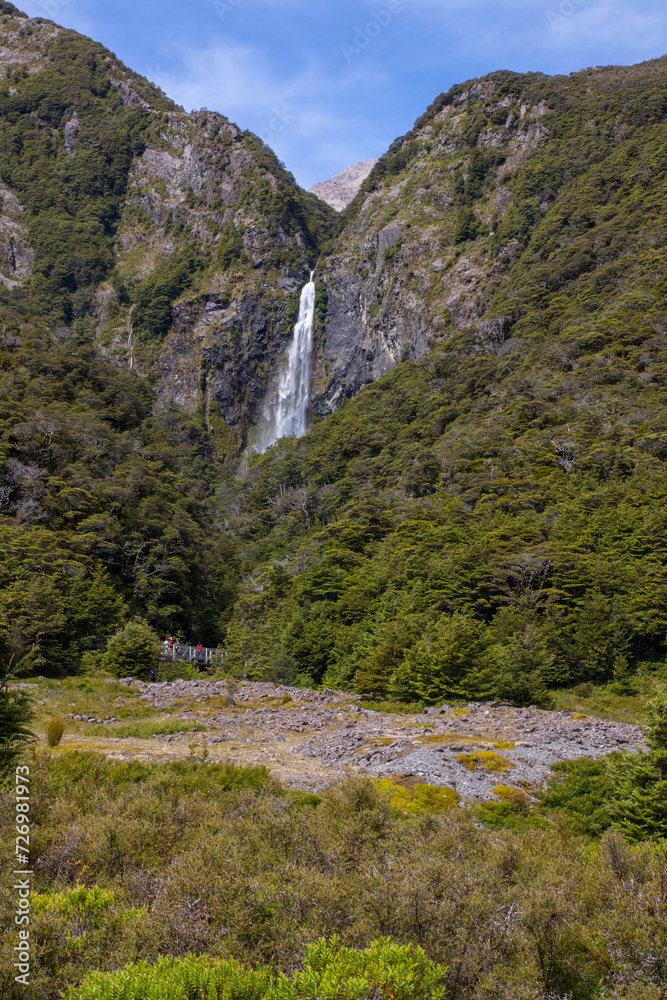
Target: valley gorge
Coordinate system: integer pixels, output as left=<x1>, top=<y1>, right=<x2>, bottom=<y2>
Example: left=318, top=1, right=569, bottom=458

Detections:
left=2, top=1, right=665, bottom=460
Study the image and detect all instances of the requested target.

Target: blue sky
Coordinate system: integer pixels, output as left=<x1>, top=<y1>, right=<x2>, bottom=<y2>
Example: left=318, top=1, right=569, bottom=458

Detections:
left=18, top=0, right=667, bottom=189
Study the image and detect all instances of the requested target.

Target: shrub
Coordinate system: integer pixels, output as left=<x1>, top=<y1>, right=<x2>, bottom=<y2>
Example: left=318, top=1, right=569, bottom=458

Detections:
left=539, top=757, right=617, bottom=837
left=45, top=716, right=66, bottom=747
left=453, top=207, right=479, bottom=244
left=67, top=937, right=448, bottom=1000
left=103, top=618, right=162, bottom=679
left=216, top=223, right=247, bottom=271
left=0, top=682, right=34, bottom=780
left=610, top=687, right=667, bottom=841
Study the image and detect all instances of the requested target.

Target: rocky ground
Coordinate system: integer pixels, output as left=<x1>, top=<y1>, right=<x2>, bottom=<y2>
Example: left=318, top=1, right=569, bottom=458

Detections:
left=55, top=678, right=648, bottom=801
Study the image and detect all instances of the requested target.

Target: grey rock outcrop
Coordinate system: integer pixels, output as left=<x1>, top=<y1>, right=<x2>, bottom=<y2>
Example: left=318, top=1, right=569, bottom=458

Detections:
left=310, top=80, right=554, bottom=416
left=310, top=160, right=379, bottom=212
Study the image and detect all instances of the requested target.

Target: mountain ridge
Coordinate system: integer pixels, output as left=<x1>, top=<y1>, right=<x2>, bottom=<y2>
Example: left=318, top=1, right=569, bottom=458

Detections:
left=309, top=159, right=379, bottom=212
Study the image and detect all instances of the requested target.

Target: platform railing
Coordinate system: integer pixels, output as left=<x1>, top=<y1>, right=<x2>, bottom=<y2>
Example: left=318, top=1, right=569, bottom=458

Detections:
left=159, top=645, right=218, bottom=665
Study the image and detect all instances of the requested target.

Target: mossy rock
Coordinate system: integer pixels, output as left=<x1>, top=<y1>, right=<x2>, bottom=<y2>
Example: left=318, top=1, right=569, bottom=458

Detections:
left=456, top=751, right=514, bottom=772
left=381, top=778, right=460, bottom=814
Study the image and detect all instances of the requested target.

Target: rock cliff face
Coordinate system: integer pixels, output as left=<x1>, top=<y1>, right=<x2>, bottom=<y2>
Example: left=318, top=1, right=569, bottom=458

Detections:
left=0, top=3, right=337, bottom=455
left=104, top=107, right=335, bottom=452
left=0, top=182, right=32, bottom=289
left=309, top=160, right=378, bottom=212
left=309, top=79, right=556, bottom=415
left=310, top=57, right=667, bottom=417
left=314, top=78, right=548, bottom=416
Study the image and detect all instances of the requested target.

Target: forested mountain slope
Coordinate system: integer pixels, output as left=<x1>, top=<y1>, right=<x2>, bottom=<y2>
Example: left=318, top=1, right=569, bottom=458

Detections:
left=0, top=3, right=334, bottom=674
left=0, top=3, right=336, bottom=448
left=1, top=0, right=666, bottom=701
left=224, top=57, right=667, bottom=702
left=312, top=57, right=667, bottom=413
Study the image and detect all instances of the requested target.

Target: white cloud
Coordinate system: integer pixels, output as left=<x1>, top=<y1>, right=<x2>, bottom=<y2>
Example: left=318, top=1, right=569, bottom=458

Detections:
left=141, top=39, right=395, bottom=186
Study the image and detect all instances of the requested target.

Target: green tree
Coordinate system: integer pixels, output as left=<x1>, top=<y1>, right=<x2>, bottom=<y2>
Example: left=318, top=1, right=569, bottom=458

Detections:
left=611, top=688, right=667, bottom=841
left=216, top=223, right=247, bottom=270
left=608, top=653, right=637, bottom=695
left=102, top=618, right=162, bottom=679
left=477, top=626, right=555, bottom=708
left=0, top=682, right=34, bottom=782
left=453, top=207, right=479, bottom=244
left=404, top=613, right=488, bottom=704
left=354, top=616, right=421, bottom=698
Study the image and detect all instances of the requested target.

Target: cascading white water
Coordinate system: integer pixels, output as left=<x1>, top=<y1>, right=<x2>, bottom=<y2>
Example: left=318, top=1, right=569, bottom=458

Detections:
left=255, top=271, right=315, bottom=453
left=127, top=304, right=135, bottom=370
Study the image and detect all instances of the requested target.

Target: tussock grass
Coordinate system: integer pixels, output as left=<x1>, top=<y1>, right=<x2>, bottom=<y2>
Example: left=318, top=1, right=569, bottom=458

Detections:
left=45, top=716, right=66, bottom=747
left=552, top=676, right=662, bottom=725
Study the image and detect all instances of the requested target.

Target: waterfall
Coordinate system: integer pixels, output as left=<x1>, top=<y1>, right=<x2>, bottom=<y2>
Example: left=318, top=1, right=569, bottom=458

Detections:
left=127, top=304, right=134, bottom=370
left=255, top=271, right=315, bottom=453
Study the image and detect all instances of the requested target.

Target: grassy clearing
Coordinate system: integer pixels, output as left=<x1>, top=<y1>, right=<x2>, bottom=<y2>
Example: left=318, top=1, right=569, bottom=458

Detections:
left=88, top=719, right=207, bottom=739
left=358, top=700, right=426, bottom=715
left=25, top=676, right=151, bottom=725
left=551, top=676, right=662, bottom=725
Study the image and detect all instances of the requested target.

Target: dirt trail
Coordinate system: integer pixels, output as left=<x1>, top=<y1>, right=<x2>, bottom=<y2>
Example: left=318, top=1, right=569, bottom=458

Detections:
left=58, top=678, right=646, bottom=800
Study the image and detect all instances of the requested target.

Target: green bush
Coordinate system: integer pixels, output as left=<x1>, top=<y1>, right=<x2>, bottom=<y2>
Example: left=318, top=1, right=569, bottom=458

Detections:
left=67, top=937, right=447, bottom=1000
left=541, top=689, right=667, bottom=841
left=102, top=618, right=161, bottom=679
left=540, top=757, right=617, bottom=838
left=0, top=681, right=34, bottom=780
left=610, top=687, right=667, bottom=841
left=452, top=207, right=479, bottom=244
left=216, top=223, right=247, bottom=271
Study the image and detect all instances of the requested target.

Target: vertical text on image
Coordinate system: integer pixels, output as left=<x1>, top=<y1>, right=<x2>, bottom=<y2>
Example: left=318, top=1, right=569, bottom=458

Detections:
left=13, top=765, right=32, bottom=987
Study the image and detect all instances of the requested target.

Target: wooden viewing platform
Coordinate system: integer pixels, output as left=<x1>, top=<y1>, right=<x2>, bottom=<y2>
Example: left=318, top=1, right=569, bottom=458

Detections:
left=159, top=644, right=217, bottom=665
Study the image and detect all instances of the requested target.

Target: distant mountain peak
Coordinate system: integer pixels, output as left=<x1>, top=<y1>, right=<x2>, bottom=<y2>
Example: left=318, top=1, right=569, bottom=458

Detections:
left=309, top=160, right=378, bottom=212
